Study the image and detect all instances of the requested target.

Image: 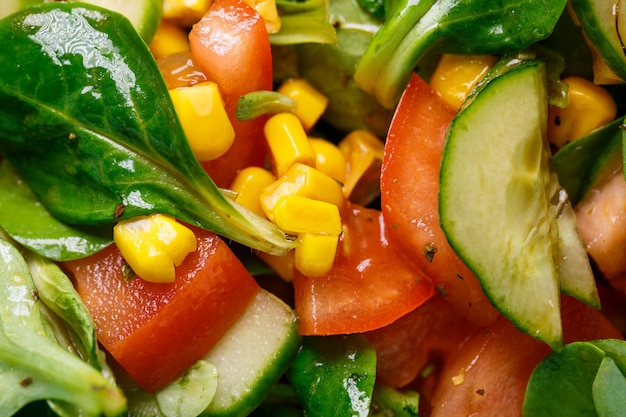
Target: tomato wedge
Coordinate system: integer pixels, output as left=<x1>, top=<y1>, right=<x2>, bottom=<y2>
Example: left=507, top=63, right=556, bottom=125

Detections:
left=189, top=0, right=272, bottom=187
left=427, top=295, right=622, bottom=417
left=380, top=72, right=500, bottom=326
left=293, top=204, right=435, bottom=335
left=63, top=228, right=259, bottom=393
left=364, top=295, right=480, bottom=389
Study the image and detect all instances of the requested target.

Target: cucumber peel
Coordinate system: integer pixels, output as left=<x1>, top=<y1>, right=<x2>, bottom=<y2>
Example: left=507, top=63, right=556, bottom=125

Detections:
left=569, top=0, right=626, bottom=81
left=439, top=60, right=597, bottom=349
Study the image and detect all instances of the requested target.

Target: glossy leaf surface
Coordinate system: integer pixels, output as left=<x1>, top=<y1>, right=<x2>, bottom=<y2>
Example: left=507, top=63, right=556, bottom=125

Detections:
left=0, top=3, right=294, bottom=255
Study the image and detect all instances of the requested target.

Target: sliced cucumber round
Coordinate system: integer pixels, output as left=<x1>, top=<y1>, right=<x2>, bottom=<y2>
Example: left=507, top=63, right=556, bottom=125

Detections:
left=200, top=289, right=300, bottom=417
left=439, top=60, right=564, bottom=349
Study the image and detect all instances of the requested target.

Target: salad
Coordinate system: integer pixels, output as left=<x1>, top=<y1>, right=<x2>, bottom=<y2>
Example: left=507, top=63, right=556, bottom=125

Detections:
left=1, top=0, right=626, bottom=416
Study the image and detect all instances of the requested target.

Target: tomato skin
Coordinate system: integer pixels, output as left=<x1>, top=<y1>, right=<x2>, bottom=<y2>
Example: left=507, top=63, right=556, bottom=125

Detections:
left=381, top=72, right=500, bottom=326
left=189, top=0, right=272, bottom=187
left=364, top=295, right=480, bottom=389
left=63, top=228, right=259, bottom=393
left=293, top=204, right=435, bottom=335
left=427, top=296, right=623, bottom=417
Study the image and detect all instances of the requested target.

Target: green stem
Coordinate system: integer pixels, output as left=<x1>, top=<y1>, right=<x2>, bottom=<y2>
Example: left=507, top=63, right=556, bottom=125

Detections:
left=354, top=0, right=438, bottom=108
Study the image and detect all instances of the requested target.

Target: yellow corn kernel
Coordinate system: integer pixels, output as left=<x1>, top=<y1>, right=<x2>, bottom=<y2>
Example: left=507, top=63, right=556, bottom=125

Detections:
left=265, top=112, right=316, bottom=176
left=294, top=233, right=339, bottom=277
left=169, top=81, right=235, bottom=161
left=229, top=167, right=276, bottom=217
left=547, top=76, right=617, bottom=148
left=257, top=250, right=295, bottom=282
left=113, top=214, right=197, bottom=283
left=309, top=137, right=347, bottom=183
left=243, top=0, right=281, bottom=34
left=260, top=163, right=346, bottom=221
left=430, top=54, right=498, bottom=111
left=162, top=0, right=212, bottom=25
left=277, top=79, right=329, bottom=131
left=149, top=20, right=190, bottom=61
left=273, top=195, right=342, bottom=235
left=339, top=130, right=385, bottom=206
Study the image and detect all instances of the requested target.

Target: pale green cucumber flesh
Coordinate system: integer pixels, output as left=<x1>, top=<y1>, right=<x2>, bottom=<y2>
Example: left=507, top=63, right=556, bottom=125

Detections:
left=201, top=289, right=300, bottom=417
left=553, top=184, right=600, bottom=308
left=440, top=61, right=564, bottom=349
left=570, top=0, right=626, bottom=80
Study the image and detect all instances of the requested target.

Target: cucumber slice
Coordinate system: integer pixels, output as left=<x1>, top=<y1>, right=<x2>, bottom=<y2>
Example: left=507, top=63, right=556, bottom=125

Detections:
left=201, top=289, right=300, bottom=417
left=73, top=0, right=163, bottom=42
left=439, top=60, right=564, bottom=349
left=569, top=0, right=626, bottom=81
left=554, top=186, right=600, bottom=308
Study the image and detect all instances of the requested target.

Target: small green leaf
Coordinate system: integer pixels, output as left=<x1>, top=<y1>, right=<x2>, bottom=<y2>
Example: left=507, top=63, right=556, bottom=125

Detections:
left=593, top=356, right=626, bottom=417
left=524, top=340, right=626, bottom=417
left=287, top=334, right=376, bottom=417
left=523, top=342, right=604, bottom=417
left=0, top=237, right=126, bottom=417
left=26, top=251, right=103, bottom=369
left=552, top=117, right=624, bottom=206
left=0, top=160, right=113, bottom=261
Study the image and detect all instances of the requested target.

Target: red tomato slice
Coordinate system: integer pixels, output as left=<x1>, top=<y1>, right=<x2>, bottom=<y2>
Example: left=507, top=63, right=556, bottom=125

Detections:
left=364, top=295, right=480, bottom=389
left=426, top=295, right=623, bottom=417
left=293, top=204, right=435, bottom=335
left=380, top=72, right=500, bottom=326
left=63, top=228, right=259, bottom=393
left=189, top=0, right=272, bottom=187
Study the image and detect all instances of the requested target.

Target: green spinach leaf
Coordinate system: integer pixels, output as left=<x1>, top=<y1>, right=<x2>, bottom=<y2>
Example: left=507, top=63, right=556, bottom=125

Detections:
left=552, top=117, right=624, bottom=206
left=0, top=160, right=113, bottom=261
left=0, top=3, right=295, bottom=256
left=287, top=334, right=377, bottom=417
left=523, top=339, right=626, bottom=417
left=26, top=251, right=105, bottom=369
left=0, top=237, right=126, bottom=417
left=355, top=0, right=568, bottom=108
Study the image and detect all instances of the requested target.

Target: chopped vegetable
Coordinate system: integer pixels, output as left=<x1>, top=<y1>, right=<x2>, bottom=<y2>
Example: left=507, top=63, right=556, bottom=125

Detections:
left=429, top=296, right=621, bottom=417
left=113, top=214, right=197, bottom=283
left=189, top=0, right=274, bottom=187
left=276, top=78, right=329, bottom=131
left=287, top=334, right=377, bottom=417
left=0, top=238, right=126, bottom=417
left=63, top=227, right=260, bottom=392
left=169, top=81, right=235, bottom=162
left=264, top=112, right=317, bottom=176
left=380, top=72, right=500, bottom=326
left=354, top=0, right=568, bottom=108
left=0, top=3, right=295, bottom=256
left=293, top=204, right=435, bottom=335
left=547, top=76, right=617, bottom=148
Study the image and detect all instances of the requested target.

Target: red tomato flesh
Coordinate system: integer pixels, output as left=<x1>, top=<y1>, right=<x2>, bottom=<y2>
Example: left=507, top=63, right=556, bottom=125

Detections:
left=63, top=228, right=259, bottom=393
left=381, top=72, right=500, bottom=326
left=189, top=0, right=272, bottom=187
left=293, top=204, right=435, bottom=335
left=364, top=295, right=480, bottom=388
left=426, top=295, right=623, bottom=417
